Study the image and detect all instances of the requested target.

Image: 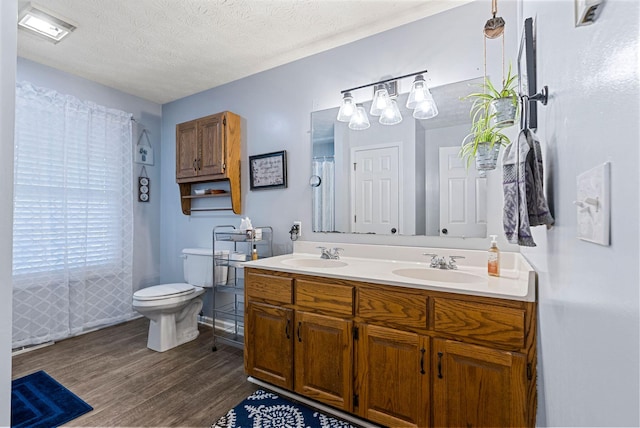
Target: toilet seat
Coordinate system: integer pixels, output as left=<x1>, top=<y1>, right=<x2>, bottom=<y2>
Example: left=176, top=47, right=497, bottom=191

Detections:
left=133, top=283, right=195, bottom=302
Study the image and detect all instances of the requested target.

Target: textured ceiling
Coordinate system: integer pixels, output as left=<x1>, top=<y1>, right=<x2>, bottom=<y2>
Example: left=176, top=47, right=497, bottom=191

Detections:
left=17, top=0, right=472, bottom=104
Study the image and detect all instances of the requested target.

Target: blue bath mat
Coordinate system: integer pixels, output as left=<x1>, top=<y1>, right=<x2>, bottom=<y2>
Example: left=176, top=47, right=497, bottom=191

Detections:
left=211, top=389, right=359, bottom=428
left=11, top=370, right=93, bottom=428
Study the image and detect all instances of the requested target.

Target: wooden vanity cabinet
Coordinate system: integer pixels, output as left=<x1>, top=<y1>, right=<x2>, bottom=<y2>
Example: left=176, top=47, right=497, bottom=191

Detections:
left=433, top=338, right=527, bottom=427
left=356, top=324, right=430, bottom=427
left=245, top=302, right=293, bottom=389
left=175, top=111, right=241, bottom=214
left=294, top=311, right=353, bottom=411
left=244, top=267, right=537, bottom=428
left=244, top=271, right=294, bottom=389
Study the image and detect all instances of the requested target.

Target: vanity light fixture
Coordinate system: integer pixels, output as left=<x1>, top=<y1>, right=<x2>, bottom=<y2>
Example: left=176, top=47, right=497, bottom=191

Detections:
left=336, top=92, right=355, bottom=122
left=348, top=104, right=371, bottom=130
left=379, top=99, right=403, bottom=125
left=18, top=3, right=76, bottom=43
left=370, top=84, right=391, bottom=116
left=337, top=69, right=438, bottom=129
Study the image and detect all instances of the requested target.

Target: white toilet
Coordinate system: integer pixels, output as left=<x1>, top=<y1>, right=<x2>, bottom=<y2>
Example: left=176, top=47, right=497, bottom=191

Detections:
left=133, top=248, right=217, bottom=352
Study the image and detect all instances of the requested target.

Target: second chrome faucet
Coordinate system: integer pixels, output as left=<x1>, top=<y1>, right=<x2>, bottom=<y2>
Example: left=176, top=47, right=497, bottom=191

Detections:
left=317, top=246, right=343, bottom=260
left=423, top=253, right=465, bottom=270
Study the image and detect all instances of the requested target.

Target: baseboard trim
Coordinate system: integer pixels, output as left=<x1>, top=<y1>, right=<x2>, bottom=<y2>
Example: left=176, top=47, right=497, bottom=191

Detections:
left=247, top=376, right=380, bottom=428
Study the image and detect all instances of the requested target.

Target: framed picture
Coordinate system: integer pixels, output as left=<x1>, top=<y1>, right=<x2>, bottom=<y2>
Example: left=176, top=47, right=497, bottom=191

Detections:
left=518, top=17, right=537, bottom=129
left=249, top=150, right=288, bottom=190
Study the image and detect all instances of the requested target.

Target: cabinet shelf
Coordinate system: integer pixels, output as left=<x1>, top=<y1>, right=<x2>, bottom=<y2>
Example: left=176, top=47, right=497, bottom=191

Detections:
left=182, top=192, right=228, bottom=199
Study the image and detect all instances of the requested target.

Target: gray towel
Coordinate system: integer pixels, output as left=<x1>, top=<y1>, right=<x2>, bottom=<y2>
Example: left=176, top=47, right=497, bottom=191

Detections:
left=526, top=130, right=554, bottom=229
left=502, top=128, right=554, bottom=246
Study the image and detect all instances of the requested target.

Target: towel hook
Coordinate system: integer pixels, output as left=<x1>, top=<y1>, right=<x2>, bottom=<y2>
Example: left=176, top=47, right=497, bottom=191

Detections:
left=529, top=85, right=549, bottom=105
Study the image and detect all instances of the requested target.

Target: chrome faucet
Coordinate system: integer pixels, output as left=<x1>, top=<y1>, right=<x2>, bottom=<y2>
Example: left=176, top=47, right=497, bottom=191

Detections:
left=423, top=253, right=465, bottom=270
left=317, top=246, right=343, bottom=260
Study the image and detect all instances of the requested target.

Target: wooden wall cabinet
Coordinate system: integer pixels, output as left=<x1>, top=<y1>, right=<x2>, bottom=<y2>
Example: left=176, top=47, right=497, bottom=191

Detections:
left=175, top=111, right=241, bottom=215
left=244, top=268, right=537, bottom=428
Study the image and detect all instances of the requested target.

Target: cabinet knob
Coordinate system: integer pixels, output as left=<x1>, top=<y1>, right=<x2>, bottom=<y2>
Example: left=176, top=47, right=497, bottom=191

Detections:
left=437, top=352, right=444, bottom=379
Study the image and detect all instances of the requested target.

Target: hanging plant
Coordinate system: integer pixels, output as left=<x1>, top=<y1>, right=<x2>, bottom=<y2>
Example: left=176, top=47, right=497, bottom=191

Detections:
left=465, top=64, right=518, bottom=129
left=459, top=109, right=510, bottom=171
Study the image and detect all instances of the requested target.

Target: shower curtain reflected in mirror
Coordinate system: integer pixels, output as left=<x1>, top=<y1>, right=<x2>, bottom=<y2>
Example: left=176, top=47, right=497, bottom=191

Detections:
left=312, top=157, right=335, bottom=232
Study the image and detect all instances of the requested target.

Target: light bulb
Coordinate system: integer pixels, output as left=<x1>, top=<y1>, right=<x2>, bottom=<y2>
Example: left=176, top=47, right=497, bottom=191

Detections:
left=413, top=98, right=439, bottom=120
left=407, top=74, right=431, bottom=109
left=370, top=85, right=390, bottom=116
left=336, top=92, right=355, bottom=122
left=349, top=105, right=371, bottom=130
left=379, top=99, right=403, bottom=125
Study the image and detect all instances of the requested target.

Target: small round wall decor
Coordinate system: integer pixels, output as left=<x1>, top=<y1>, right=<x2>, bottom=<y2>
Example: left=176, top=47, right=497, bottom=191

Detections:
left=138, top=167, right=150, bottom=202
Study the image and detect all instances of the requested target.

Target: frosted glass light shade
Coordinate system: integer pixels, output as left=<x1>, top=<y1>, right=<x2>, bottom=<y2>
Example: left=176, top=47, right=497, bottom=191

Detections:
left=413, top=97, right=439, bottom=119
left=336, top=92, right=355, bottom=122
left=379, top=99, right=403, bottom=125
left=406, top=75, right=431, bottom=109
left=349, top=105, right=370, bottom=130
left=370, top=85, right=390, bottom=116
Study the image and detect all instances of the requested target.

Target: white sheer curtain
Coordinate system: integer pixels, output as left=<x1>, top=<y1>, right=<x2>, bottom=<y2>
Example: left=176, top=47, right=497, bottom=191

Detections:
left=12, top=81, right=135, bottom=348
left=312, top=157, right=335, bottom=232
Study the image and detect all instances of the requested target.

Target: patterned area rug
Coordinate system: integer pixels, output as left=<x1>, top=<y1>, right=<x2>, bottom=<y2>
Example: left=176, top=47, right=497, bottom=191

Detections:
left=11, top=370, right=93, bottom=428
left=212, top=389, right=359, bottom=428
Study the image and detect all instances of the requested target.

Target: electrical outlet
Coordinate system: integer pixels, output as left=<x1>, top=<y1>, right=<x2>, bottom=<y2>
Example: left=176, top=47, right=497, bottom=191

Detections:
left=293, top=221, right=302, bottom=237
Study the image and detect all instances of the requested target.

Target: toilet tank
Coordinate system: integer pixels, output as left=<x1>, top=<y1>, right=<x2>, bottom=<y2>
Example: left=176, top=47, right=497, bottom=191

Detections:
left=182, top=248, right=213, bottom=287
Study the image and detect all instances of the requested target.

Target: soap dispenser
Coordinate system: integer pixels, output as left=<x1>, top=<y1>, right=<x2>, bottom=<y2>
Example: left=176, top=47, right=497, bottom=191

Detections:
left=488, top=235, right=500, bottom=277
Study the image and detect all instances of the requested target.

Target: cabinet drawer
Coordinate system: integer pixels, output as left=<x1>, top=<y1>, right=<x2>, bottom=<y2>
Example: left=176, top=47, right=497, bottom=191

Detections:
left=245, top=270, right=293, bottom=304
left=358, top=287, right=428, bottom=329
left=295, top=279, right=353, bottom=316
left=433, top=298, right=525, bottom=349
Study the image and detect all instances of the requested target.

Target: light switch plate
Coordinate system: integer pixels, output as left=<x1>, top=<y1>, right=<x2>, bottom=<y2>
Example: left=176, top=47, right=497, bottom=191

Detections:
left=575, top=162, right=610, bottom=245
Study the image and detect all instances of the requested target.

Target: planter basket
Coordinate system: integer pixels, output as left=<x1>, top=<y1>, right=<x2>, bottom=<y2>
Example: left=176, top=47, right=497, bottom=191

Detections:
left=490, top=97, right=517, bottom=128
left=475, top=142, right=501, bottom=171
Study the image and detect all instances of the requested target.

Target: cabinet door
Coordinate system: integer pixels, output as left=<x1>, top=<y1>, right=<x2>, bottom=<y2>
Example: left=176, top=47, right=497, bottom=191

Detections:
left=357, top=324, right=430, bottom=428
left=294, top=311, right=352, bottom=411
left=198, top=114, right=225, bottom=176
left=176, top=120, right=198, bottom=179
left=433, top=338, right=527, bottom=428
left=245, top=302, right=293, bottom=389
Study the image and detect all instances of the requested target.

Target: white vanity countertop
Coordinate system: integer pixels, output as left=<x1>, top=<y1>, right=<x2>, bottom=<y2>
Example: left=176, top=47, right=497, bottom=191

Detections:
left=244, top=241, right=537, bottom=302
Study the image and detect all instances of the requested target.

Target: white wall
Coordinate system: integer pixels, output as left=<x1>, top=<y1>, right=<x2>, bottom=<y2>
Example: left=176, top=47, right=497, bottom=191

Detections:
left=17, top=58, right=164, bottom=294
left=0, top=1, right=16, bottom=424
left=518, top=0, right=639, bottom=426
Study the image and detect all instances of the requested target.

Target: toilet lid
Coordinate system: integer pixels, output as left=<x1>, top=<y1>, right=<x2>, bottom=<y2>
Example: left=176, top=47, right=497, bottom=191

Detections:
left=133, top=283, right=195, bottom=301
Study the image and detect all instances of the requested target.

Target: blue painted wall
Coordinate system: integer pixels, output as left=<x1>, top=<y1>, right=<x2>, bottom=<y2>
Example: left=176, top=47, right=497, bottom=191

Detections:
left=159, top=0, right=519, bottom=286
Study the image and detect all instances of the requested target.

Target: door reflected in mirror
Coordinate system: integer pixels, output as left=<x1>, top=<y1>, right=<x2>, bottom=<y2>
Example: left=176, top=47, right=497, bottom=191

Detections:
left=311, top=78, right=489, bottom=237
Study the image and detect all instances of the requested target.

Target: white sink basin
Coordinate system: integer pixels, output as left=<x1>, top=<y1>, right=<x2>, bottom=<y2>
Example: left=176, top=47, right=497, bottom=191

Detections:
left=281, top=258, right=348, bottom=268
left=392, top=268, right=484, bottom=284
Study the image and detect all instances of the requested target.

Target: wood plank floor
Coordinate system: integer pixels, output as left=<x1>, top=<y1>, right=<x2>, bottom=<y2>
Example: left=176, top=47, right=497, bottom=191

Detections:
left=12, top=318, right=257, bottom=427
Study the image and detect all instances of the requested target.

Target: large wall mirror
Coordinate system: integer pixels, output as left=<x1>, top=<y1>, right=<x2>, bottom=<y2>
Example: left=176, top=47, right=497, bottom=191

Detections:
left=311, top=77, right=489, bottom=238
